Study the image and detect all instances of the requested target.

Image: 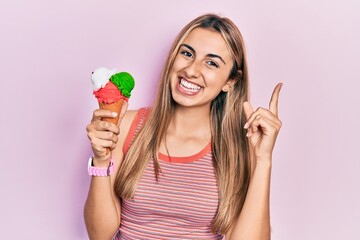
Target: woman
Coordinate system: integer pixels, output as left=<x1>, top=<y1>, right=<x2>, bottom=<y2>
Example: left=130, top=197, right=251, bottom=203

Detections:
left=85, top=14, right=282, bottom=240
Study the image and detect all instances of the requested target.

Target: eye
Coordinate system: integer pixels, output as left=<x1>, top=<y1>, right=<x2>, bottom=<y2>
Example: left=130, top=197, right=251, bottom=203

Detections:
left=206, top=60, right=219, bottom=68
left=180, top=50, right=193, bottom=58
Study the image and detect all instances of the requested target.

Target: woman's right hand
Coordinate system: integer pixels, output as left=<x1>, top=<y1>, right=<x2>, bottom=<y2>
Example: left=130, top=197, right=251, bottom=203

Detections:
left=86, top=102, right=128, bottom=166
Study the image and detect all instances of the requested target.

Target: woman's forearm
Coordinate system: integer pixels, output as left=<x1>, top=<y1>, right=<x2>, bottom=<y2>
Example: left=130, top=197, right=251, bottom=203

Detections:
left=228, top=159, right=272, bottom=240
left=84, top=176, right=121, bottom=240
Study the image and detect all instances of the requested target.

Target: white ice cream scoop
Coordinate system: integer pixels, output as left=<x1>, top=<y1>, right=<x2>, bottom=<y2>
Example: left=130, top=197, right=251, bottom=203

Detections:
left=91, top=67, right=117, bottom=91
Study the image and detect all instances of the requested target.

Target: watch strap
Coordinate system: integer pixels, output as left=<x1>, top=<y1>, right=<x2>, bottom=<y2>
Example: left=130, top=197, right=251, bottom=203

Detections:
left=88, top=157, right=114, bottom=176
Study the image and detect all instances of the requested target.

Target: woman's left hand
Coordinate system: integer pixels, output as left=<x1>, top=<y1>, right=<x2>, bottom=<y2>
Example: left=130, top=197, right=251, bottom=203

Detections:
left=243, top=83, right=283, bottom=161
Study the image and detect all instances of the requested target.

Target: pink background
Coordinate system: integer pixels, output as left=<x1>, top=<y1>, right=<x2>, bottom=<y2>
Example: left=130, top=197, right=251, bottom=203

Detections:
left=1, top=0, right=359, bottom=239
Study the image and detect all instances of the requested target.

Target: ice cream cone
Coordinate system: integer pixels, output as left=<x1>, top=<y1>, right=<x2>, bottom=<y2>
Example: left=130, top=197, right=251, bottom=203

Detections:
left=92, top=68, right=135, bottom=155
left=98, top=99, right=125, bottom=155
left=98, top=99, right=124, bottom=125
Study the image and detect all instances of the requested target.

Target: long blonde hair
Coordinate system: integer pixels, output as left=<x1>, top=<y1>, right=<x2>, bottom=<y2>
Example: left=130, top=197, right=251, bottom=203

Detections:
left=115, top=14, right=250, bottom=234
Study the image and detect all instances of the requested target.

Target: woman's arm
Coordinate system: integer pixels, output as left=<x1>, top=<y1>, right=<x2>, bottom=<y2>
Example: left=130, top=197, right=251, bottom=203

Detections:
left=227, top=83, right=282, bottom=240
left=84, top=104, right=137, bottom=240
left=226, top=159, right=272, bottom=240
left=84, top=167, right=122, bottom=240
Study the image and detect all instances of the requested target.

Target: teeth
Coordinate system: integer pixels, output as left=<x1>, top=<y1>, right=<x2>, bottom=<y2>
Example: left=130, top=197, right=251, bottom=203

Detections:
left=180, top=78, right=201, bottom=91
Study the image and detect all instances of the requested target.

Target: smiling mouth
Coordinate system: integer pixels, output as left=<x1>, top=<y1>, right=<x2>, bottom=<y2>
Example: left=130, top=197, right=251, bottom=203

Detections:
left=178, top=78, right=202, bottom=95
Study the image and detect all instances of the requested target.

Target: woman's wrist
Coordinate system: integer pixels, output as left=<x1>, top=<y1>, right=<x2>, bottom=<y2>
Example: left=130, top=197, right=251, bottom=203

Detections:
left=92, top=156, right=111, bottom=168
left=255, top=157, right=272, bottom=169
left=255, top=153, right=273, bottom=163
left=88, top=157, right=115, bottom=177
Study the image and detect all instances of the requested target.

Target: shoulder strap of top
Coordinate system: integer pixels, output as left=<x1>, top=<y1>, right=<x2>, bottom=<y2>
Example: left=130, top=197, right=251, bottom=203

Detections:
left=122, top=107, right=150, bottom=155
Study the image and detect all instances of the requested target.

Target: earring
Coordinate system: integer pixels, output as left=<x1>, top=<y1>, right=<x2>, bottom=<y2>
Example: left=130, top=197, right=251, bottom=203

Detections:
left=223, top=86, right=229, bottom=92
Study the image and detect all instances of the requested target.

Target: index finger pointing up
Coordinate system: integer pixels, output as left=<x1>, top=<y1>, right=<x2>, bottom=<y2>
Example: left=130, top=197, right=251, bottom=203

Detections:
left=269, top=83, right=283, bottom=116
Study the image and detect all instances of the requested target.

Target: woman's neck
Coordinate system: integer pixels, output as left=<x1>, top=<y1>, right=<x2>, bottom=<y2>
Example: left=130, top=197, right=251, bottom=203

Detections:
left=169, top=105, right=211, bottom=138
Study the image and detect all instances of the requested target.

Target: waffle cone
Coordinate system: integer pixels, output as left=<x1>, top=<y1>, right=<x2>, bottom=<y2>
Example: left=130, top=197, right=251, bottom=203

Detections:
left=98, top=99, right=125, bottom=125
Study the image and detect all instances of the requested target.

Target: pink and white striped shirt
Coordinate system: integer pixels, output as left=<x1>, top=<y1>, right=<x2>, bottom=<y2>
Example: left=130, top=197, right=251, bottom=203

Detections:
left=114, top=108, right=223, bottom=239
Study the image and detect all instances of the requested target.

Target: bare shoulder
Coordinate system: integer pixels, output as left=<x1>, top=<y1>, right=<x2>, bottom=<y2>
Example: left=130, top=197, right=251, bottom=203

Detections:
left=114, top=109, right=139, bottom=157
left=109, top=109, right=139, bottom=199
left=110, top=109, right=139, bottom=181
left=120, top=110, right=139, bottom=133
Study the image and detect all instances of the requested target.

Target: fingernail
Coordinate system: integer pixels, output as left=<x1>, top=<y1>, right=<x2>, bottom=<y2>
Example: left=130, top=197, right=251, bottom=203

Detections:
left=244, top=122, right=249, bottom=129
left=246, top=131, right=250, bottom=137
left=112, top=112, right=118, bottom=117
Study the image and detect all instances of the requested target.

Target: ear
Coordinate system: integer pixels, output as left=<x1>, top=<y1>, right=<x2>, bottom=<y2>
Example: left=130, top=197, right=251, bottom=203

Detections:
left=222, top=78, right=237, bottom=92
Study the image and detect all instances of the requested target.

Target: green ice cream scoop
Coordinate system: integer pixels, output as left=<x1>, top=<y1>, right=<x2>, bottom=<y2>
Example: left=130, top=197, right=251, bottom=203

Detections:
left=110, top=72, right=135, bottom=98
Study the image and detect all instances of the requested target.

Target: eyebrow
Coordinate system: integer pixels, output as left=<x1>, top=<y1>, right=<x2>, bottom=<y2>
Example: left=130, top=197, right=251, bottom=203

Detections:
left=180, top=44, right=226, bottom=65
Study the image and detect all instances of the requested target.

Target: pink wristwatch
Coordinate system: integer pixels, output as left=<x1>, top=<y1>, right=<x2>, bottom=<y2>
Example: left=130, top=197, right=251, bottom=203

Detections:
left=88, top=157, right=114, bottom=176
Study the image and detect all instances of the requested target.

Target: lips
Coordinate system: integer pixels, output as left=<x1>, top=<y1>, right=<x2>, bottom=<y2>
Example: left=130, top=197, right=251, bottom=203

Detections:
left=177, top=77, right=202, bottom=96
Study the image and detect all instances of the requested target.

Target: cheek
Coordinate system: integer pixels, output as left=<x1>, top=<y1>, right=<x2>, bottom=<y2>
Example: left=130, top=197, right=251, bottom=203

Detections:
left=171, top=56, right=184, bottom=72
left=218, top=67, right=233, bottom=83
left=205, top=70, right=229, bottom=85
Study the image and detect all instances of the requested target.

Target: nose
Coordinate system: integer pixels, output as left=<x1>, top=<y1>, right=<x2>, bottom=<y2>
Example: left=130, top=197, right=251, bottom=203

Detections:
left=184, top=60, right=201, bottom=79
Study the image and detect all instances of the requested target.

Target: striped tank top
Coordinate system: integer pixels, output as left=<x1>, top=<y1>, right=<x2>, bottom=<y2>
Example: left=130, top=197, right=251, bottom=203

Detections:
left=113, top=108, right=223, bottom=239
